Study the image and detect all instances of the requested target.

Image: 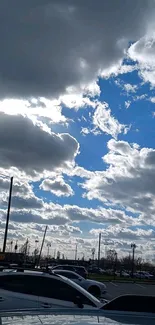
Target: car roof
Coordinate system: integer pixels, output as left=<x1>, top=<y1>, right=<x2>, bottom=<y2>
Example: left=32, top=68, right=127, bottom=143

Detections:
left=53, top=269, right=81, bottom=276
left=0, top=270, right=60, bottom=277
left=53, top=265, right=85, bottom=268
left=0, top=271, right=47, bottom=276
left=55, top=265, right=75, bottom=267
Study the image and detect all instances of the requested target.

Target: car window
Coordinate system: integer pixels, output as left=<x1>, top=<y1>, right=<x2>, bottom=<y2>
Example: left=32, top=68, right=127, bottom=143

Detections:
left=37, top=276, right=95, bottom=306
left=75, top=267, right=85, bottom=271
left=0, top=275, right=40, bottom=295
left=57, top=271, right=79, bottom=279
left=0, top=274, right=96, bottom=306
left=64, top=266, right=73, bottom=270
left=57, top=266, right=70, bottom=270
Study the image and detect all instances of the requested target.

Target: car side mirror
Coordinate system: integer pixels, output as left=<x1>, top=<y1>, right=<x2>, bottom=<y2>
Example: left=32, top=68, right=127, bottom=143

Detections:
left=78, top=277, right=82, bottom=281
left=73, top=296, right=84, bottom=309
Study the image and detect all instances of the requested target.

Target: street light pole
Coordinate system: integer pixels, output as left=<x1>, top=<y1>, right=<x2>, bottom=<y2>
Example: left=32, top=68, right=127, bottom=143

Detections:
left=75, top=244, right=78, bottom=261
left=38, top=226, right=47, bottom=266
left=47, top=243, right=51, bottom=258
left=98, top=233, right=101, bottom=268
left=131, top=243, right=136, bottom=278
left=3, top=177, right=13, bottom=253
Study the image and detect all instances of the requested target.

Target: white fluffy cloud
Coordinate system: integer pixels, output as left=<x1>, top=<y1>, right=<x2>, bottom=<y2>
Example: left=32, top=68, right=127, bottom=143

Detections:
left=149, top=97, right=155, bottom=103
left=101, top=64, right=138, bottom=79
left=128, top=34, right=155, bottom=88
left=40, top=177, right=74, bottom=197
left=124, top=83, right=138, bottom=93
left=125, top=101, right=131, bottom=109
left=90, top=225, right=154, bottom=242
left=93, top=102, right=129, bottom=139
left=81, top=139, right=155, bottom=225
left=0, top=198, right=138, bottom=229
left=0, top=98, right=67, bottom=125
left=89, top=225, right=155, bottom=257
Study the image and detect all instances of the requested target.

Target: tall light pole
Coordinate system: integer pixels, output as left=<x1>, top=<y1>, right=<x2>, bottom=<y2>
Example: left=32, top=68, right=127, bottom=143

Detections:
left=92, top=248, right=95, bottom=261
left=9, top=240, right=13, bottom=253
left=75, top=244, right=78, bottom=261
left=3, top=177, right=13, bottom=253
left=47, top=243, right=51, bottom=257
left=24, top=239, right=29, bottom=264
left=131, top=243, right=136, bottom=278
left=98, top=233, right=101, bottom=268
left=114, top=251, right=117, bottom=279
left=35, top=239, right=39, bottom=248
left=38, top=226, right=48, bottom=266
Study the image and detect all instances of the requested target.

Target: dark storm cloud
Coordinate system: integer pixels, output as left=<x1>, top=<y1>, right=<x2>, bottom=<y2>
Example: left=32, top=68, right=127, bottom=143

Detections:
left=0, top=0, right=154, bottom=99
left=1, top=195, right=44, bottom=210
left=9, top=211, right=69, bottom=226
left=0, top=113, right=79, bottom=174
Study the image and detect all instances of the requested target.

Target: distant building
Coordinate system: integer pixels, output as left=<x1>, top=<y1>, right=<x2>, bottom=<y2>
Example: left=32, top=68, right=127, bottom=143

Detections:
left=0, top=252, right=24, bottom=265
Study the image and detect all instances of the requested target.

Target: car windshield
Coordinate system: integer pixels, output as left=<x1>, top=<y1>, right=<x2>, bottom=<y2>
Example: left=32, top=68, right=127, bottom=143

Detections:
left=0, top=312, right=154, bottom=325
left=55, top=270, right=83, bottom=280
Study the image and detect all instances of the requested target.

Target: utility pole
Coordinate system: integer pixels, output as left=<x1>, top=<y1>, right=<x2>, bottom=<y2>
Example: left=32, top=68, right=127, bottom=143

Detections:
left=92, top=248, right=95, bottom=261
left=114, top=251, right=117, bottom=280
left=98, top=232, right=101, bottom=268
left=14, top=240, right=18, bottom=253
left=75, top=244, right=77, bottom=261
left=3, top=177, right=13, bottom=253
left=38, top=226, right=47, bottom=266
left=24, top=239, right=29, bottom=264
left=47, top=243, right=51, bottom=257
left=131, top=243, right=136, bottom=278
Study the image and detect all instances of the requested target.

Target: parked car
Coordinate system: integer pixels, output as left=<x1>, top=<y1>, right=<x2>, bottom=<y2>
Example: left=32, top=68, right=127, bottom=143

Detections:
left=0, top=295, right=155, bottom=321
left=0, top=270, right=103, bottom=311
left=135, top=271, right=154, bottom=279
left=121, top=271, right=130, bottom=277
left=88, top=267, right=105, bottom=274
left=51, top=265, right=88, bottom=278
left=53, top=269, right=107, bottom=297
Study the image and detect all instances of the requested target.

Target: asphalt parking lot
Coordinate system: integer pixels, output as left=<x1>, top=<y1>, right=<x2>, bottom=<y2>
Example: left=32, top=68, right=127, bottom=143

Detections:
left=103, top=282, right=155, bottom=300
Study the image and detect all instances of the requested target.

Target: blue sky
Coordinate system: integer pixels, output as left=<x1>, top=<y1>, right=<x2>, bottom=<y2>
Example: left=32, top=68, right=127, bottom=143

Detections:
left=26, top=63, right=155, bottom=259
left=1, top=1, right=155, bottom=260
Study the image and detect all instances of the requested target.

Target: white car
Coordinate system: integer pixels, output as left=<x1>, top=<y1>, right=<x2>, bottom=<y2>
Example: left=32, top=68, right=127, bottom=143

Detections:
left=135, top=271, right=154, bottom=279
left=52, top=269, right=106, bottom=297
left=121, top=271, right=130, bottom=277
left=0, top=271, right=104, bottom=311
left=116, top=271, right=130, bottom=277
